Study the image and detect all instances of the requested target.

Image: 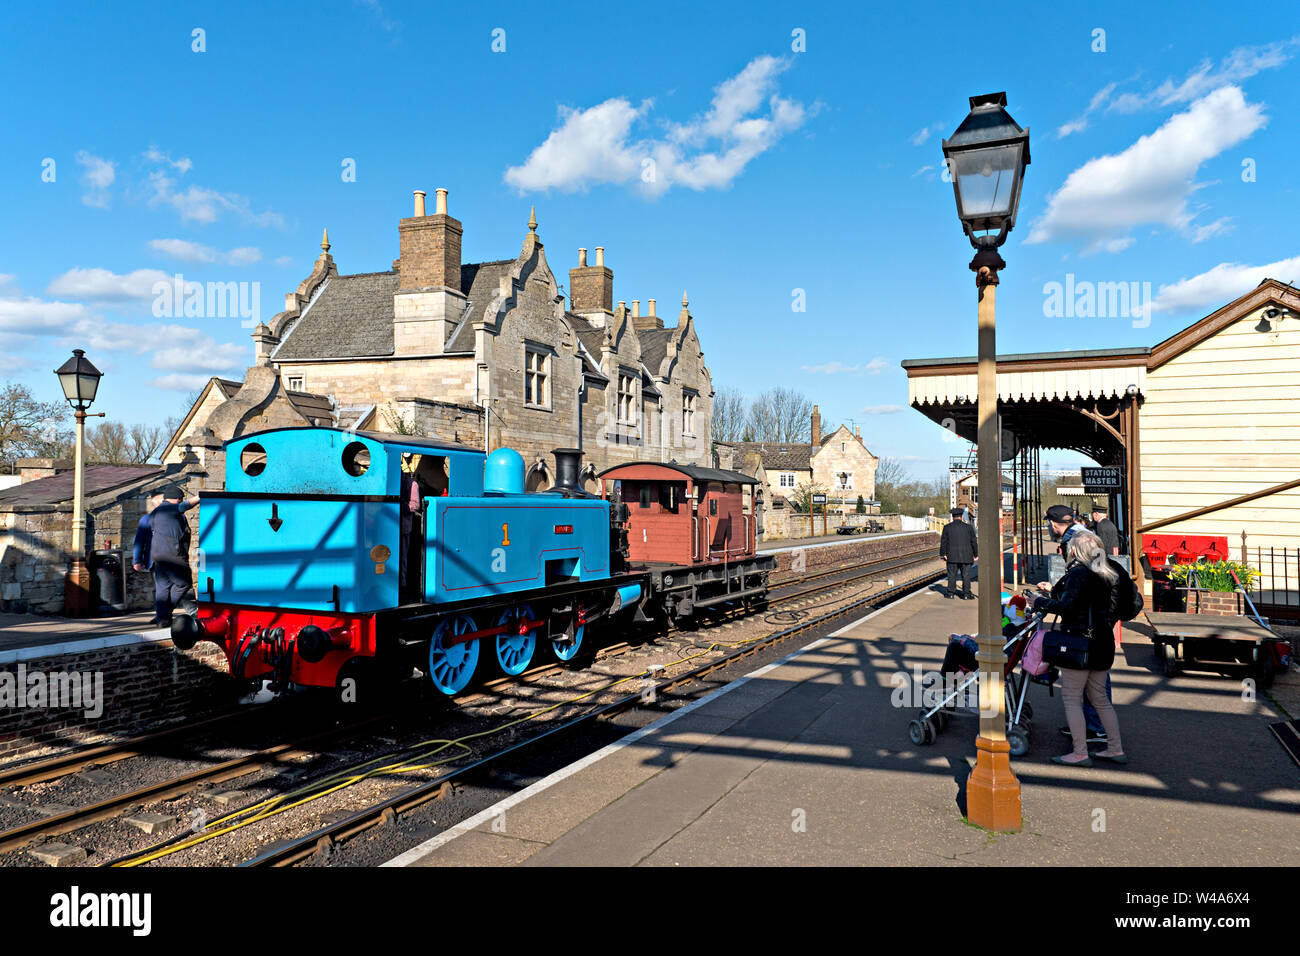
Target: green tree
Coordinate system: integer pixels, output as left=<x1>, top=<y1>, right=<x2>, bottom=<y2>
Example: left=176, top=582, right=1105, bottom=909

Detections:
left=855, top=495, right=866, bottom=514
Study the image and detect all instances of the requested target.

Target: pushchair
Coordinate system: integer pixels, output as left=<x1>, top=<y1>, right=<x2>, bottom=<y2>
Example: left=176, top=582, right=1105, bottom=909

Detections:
left=906, top=610, right=1057, bottom=756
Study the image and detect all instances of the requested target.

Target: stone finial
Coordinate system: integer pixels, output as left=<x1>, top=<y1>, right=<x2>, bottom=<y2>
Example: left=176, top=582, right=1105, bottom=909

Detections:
left=435, top=188, right=448, bottom=215
left=578, top=247, right=587, bottom=266
left=321, top=228, right=330, bottom=253
left=682, top=290, right=689, bottom=307
left=595, top=246, right=605, bottom=266
left=414, top=190, right=426, bottom=216
left=528, top=206, right=538, bottom=237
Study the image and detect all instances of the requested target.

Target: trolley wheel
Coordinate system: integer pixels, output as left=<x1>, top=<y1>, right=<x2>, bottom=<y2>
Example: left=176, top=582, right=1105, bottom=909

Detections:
left=1160, top=642, right=1179, bottom=678
left=934, top=711, right=949, bottom=732
left=1007, top=727, right=1030, bottom=757
left=908, top=719, right=927, bottom=746
left=923, top=719, right=937, bottom=744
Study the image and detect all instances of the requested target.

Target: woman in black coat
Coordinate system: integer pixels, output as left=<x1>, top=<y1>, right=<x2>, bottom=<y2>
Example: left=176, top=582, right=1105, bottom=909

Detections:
left=1032, top=530, right=1128, bottom=766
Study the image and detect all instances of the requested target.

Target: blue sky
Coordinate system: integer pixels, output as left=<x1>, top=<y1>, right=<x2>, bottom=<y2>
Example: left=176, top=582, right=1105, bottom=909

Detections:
left=2, top=1, right=1297, bottom=476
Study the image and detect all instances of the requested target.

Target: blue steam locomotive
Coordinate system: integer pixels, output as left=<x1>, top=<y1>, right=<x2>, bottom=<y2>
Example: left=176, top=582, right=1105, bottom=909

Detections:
left=172, top=427, right=645, bottom=695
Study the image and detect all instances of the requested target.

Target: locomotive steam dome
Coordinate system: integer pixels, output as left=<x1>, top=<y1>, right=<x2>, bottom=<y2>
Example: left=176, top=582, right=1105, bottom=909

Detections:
left=484, top=447, right=525, bottom=494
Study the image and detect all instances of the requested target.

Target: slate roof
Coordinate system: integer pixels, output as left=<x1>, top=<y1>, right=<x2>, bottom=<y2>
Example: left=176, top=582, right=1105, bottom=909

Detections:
left=638, top=327, right=675, bottom=373
left=733, top=442, right=815, bottom=471
left=274, top=261, right=517, bottom=361
left=0, top=465, right=162, bottom=507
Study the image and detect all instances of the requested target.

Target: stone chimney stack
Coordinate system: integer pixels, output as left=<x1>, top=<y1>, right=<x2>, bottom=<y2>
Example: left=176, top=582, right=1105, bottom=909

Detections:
left=568, top=245, right=614, bottom=327
left=631, top=295, right=665, bottom=331
left=811, top=405, right=822, bottom=446
left=394, top=188, right=466, bottom=354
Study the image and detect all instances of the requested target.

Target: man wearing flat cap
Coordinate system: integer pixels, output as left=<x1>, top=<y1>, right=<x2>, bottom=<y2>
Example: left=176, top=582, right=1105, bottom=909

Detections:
left=939, top=507, right=978, bottom=599
left=1045, top=503, right=1079, bottom=556
left=1091, top=502, right=1121, bottom=555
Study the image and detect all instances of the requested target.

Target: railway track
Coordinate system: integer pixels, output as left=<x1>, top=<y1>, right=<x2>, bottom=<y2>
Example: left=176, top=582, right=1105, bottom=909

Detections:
left=0, top=547, right=941, bottom=865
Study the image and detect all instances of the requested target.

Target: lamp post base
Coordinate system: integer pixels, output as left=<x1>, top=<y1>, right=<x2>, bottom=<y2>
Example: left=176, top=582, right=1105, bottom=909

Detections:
left=64, top=558, right=92, bottom=618
left=966, top=734, right=1022, bottom=831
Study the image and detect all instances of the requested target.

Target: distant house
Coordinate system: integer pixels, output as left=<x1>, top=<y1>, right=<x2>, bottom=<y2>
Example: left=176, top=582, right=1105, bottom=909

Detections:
left=734, top=405, right=880, bottom=536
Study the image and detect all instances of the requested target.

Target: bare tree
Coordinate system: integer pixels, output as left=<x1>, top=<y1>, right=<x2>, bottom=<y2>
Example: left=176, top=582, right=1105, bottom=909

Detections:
left=128, top=424, right=168, bottom=463
left=746, top=387, right=813, bottom=442
left=0, top=382, right=69, bottom=471
left=710, top=387, right=747, bottom=443
left=83, top=421, right=169, bottom=464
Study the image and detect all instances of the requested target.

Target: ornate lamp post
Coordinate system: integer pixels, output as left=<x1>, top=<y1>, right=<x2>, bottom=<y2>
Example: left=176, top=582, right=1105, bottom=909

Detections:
left=941, top=92, right=1030, bottom=831
left=55, top=349, right=104, bottom=617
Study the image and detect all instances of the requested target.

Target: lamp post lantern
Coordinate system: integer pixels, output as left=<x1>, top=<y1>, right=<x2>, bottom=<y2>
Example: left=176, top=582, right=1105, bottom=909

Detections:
left=941, top=92, right=1030, bottom=832
left=55, top=349, right=104, bottom=617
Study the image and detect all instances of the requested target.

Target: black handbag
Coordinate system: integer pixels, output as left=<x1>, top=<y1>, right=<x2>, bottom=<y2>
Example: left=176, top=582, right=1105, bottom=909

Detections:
left=1040, top=629, right=1091, bottom=669
left=1040, top=604, right=1094, bottom=670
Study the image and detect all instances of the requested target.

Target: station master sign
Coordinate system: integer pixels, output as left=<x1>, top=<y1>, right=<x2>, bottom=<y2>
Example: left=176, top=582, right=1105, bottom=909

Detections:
left=1081, top=466, right=1121, bottom=495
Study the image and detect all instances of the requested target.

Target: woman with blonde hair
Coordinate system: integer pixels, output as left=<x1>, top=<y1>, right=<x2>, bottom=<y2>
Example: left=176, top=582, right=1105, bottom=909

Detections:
left=1033, top=530, right=1128, bottom=766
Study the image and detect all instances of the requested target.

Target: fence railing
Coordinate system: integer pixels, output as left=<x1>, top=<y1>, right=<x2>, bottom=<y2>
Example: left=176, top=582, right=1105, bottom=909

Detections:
left=1245, top=546, right=1300, bottom=610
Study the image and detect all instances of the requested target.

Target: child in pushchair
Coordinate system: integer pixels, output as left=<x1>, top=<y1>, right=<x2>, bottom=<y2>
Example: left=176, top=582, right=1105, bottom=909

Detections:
left=907, top=593, right=1057, bottom=755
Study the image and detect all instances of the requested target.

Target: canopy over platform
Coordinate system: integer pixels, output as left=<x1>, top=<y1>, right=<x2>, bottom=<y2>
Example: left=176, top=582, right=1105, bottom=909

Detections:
left=902, top=348, right=1148, bottom=465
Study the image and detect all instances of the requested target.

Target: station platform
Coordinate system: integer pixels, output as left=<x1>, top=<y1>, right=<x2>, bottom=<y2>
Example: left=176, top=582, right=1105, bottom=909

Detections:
left=0, top=610, right=166, bottom=663
left=387, top=584, right=1300, bottom=867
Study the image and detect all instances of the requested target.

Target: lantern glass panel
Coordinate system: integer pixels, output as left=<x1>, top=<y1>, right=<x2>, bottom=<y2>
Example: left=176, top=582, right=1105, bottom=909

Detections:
left=951, top=143, right=1022, bottom=226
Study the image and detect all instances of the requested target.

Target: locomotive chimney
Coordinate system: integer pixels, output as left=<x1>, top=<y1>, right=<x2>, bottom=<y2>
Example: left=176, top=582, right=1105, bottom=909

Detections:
left=552, top=448, right=585, bottom=494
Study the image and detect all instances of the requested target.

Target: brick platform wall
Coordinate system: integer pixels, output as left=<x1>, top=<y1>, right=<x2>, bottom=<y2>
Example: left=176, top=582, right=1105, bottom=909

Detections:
left=0, top=640, right=234, bottom=761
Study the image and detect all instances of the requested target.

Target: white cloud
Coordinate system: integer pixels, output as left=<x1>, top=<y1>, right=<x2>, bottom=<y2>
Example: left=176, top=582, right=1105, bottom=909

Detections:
left=76, top=151, right=116, bottom=208
left=1027, top=87, right=1266, bottom=253
left=865, top=358, right=890, bottom=374
left=911, top=164, right=936, bottom=179
left=142, top=150, right=285, bottom=228
left=1057, top=82, right=1118, bottom=139
left=801, top=361, right=860, bottom=374
left=0, top=296, right=92, bottom=333
left=148, top=372, right=216, bottom=392
left=150, top=325, right=246, bottom=373
left=143, top=147, right=194, bottom=175
left=274, top=256, right=294, bottom=267
left=861, top=404, right=905, bottom=415
left=1150, top=254, right=1300, bottom=314
left=504, top=55, right=811, bottom=196
left=909, top=122, right=945, bottom=146
left=149, top=239, right=262, bottom=266
left=1109, top=38, right=1297, bottom=114
left=47, top=267, right=171, bottom=303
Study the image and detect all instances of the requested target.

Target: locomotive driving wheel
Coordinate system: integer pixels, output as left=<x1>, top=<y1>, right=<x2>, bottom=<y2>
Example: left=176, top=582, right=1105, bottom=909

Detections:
left=428, top=613, right=481, bottom=695
left=550, top=606, right=586, bottom=663
left=495, top=603, right=537, bottom=676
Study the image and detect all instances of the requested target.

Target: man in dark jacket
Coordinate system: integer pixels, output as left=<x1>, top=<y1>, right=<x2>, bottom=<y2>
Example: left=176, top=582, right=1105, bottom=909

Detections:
left=147, top=485, right=200, bottom=626
left=132, top=492, right=164, bottom=624
left=939, top=507, right=978, bottom=600
left=1091, top=503, right=1121, bottom=555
